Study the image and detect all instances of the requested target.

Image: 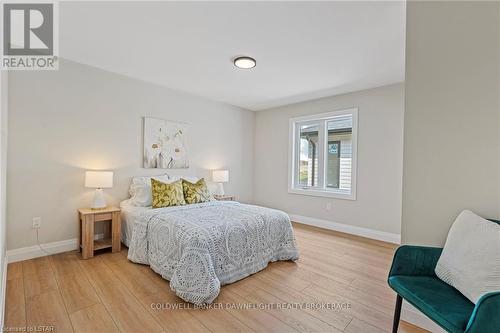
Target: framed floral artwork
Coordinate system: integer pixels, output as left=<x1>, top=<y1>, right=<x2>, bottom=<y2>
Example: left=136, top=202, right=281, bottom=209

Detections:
left=143, top=117, right=189, bottom=169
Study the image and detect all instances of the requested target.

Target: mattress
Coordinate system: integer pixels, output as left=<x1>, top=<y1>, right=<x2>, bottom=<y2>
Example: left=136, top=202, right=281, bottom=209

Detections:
left=120, top=201, right=152, bottom=247
left=121, top=200, right=299, bottom=304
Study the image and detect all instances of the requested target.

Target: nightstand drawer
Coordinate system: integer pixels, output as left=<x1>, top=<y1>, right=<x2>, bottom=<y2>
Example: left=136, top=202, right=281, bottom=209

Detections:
left=94, top=212, right=112, bottom=221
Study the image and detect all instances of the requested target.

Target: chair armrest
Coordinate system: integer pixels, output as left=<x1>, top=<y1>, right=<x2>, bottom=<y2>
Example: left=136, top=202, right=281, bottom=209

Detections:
left=463, top=219, right=499, bottom=333
left=465, top=292, right=500, bottom=333
left=388, top=245, right=443, bottom=278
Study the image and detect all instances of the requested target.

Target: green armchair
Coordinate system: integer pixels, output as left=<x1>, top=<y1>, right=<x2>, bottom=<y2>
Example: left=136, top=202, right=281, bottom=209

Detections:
left=388, top=233, right=500, bottom=333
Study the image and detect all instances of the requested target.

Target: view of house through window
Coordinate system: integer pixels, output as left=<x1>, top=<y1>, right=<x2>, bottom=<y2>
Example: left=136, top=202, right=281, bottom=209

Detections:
left=290, top=109, right=357, bottom=199
left=299, top=124, right=319, bottom=186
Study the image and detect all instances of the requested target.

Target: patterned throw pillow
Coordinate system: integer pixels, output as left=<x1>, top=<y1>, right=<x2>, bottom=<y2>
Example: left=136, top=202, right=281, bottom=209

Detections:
left=151, top=179, right=186, bottom=208
left=182, top=178, right=212, bottom=204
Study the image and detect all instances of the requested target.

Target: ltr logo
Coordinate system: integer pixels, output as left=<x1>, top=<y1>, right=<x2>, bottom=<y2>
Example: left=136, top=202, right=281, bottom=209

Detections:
left=3, top=3, right=54, bottom=56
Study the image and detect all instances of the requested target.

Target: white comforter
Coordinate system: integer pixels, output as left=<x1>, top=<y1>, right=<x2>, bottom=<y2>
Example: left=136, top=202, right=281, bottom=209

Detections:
left=126, top=201, right=299, bottom=304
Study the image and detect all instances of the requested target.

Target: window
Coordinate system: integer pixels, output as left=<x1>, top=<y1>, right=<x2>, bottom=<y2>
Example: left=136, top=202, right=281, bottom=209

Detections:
left=289, top=108, right=357, bottom=200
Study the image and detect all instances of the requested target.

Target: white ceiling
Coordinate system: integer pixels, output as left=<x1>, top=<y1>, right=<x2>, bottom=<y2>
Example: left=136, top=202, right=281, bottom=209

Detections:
left=60, top=1, right=406, bottom=111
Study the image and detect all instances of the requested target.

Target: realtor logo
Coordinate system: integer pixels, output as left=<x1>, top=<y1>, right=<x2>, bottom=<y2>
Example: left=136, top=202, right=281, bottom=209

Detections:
left=1, top=1, right=58, bottom=70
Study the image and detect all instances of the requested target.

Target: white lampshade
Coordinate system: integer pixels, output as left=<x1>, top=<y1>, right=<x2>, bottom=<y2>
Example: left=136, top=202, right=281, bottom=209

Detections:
left=85, top=171, right=113, bottom=188
left=212, top=170, right=229, bottom=183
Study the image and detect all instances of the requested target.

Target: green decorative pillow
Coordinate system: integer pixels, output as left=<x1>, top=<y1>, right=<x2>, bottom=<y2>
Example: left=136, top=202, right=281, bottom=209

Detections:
left=182, top=178, right=212, bottom=204
left=151, top=179, right=185, bottom=208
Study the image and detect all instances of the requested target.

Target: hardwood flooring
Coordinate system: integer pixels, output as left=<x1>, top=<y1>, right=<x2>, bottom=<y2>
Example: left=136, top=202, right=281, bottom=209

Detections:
left=4, top=223, right=428, bottom=333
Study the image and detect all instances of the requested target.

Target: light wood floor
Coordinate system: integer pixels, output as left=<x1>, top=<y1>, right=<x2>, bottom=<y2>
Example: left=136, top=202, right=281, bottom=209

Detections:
left=4, top=223, right=428, bottom=333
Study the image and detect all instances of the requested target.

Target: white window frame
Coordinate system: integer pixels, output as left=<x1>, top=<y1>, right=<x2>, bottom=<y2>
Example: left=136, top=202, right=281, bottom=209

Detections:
left=288, top=108, right=358, bottom=200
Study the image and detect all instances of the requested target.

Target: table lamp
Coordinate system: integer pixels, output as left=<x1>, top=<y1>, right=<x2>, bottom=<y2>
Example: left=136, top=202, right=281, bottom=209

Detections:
left=85, top=171, right=113, bottom=209
left=212, top=170, right=229, bottom=196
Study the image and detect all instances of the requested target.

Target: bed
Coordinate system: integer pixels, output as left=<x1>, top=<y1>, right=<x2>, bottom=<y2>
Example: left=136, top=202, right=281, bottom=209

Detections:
left=120, top=198, right=299, bottom=304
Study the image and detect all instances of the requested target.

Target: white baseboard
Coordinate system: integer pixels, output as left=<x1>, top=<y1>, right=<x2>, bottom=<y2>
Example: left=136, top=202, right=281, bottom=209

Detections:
left=7, top=238, right=78, bottom=263
left=402, top=301, right=447, bottom=333
left=289, top=214, right=401, bottom=244
left=6, top=233, right=104, bottom=263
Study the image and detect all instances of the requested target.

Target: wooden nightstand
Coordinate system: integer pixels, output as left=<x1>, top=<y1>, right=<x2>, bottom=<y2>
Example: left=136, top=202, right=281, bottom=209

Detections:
left=213, top=195, right=235, bottom=201
left=78, top=206, right=121, bottom=259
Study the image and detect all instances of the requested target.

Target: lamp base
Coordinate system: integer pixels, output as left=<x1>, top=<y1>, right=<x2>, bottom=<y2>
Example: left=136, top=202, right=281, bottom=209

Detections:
left=91, top=188, right=107, bottom=209
left=215, top=183, right=225, bottom=196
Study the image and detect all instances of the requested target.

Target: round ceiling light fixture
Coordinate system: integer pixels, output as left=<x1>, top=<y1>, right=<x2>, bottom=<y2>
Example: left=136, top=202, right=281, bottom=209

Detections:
left=233, top=56, right=256, bottom=69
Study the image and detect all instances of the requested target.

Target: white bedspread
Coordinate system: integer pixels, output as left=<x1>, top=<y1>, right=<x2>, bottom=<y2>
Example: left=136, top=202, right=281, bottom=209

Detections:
left=125, top=201, right=299, bottom=304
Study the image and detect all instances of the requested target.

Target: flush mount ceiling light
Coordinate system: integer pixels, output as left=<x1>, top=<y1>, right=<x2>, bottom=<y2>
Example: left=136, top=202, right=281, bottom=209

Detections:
left=233, top=56, right=256, bottom=69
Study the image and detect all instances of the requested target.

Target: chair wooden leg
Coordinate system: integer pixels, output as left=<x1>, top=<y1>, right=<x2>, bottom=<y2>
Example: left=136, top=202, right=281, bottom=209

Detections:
left=392, top=294, right=403, bottom=333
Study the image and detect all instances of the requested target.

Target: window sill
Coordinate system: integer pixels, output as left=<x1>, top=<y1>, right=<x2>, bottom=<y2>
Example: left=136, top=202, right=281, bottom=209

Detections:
left=288, top=188, right=356, bottom=200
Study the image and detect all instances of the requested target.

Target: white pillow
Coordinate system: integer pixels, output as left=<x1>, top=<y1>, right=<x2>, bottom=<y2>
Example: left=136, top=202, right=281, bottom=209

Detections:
left=128, top=174, right=171, bottom=207
left=170, top=175, right=199, bottom=183
left=435, top=210, right=500, bottom=304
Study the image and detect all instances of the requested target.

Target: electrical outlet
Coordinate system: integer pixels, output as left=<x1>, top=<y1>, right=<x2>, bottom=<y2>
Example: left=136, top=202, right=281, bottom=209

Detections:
left=32, top=217, right=41, bottom=229
left=326, top=203, right=332, bottom=211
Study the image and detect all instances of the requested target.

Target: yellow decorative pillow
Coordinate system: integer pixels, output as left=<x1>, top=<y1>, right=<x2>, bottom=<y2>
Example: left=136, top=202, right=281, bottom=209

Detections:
left=182, top=178, right=212, bottom=204
left=151, top=179, right=185, bottom=208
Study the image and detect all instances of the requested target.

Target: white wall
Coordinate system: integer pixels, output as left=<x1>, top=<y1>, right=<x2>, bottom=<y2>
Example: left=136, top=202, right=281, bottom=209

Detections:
left=7, top=59, right=255, bottom=250
left=402, top=1, right=500, bottom=246
left=254, top=83, right=404, bottom=237
left=0, top=70, right=8, bottom=327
